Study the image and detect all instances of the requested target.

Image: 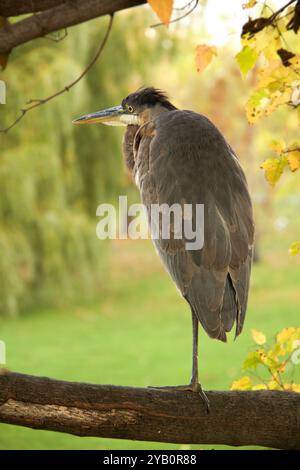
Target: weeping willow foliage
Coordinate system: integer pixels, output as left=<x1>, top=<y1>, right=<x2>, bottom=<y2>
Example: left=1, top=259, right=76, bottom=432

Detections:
left=0, top=11, right=169, bottom=316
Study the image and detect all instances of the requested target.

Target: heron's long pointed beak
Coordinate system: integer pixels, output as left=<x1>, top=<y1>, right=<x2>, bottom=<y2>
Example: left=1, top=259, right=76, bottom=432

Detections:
left=72, top=105, right=138, bottom=127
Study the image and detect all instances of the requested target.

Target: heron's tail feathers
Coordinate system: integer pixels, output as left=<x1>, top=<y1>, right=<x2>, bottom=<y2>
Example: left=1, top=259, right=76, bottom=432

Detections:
left=186, top=274, right=247, bottom=343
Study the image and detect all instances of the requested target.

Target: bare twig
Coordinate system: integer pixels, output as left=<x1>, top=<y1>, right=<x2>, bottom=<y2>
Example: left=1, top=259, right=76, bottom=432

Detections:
left=151, top=0, right=199, bottom=28
left=0, top=14, right=114, bottom=133
left=268, top=0, right=298, bottom=22
left=242, top=0, right=297, bottom=36
left=285, top=146, right=300, bottom=151
left=173, top=0, right=196, bottom=11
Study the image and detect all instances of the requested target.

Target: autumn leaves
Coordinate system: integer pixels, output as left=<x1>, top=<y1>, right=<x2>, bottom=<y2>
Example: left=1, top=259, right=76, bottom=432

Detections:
left=231, top=327, right=300, bottom=392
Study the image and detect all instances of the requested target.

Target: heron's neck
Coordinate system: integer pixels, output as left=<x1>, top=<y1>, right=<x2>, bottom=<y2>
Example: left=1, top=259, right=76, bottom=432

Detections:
left=122, top=125, right=139, bottom=174
left=122, top=104, right=175, bottom=175
left=138, top=103, right=171, bottom=126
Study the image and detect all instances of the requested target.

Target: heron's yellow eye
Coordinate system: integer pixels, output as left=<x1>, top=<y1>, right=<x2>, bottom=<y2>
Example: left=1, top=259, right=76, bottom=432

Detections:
left=127, top=105, right=134, bottom=113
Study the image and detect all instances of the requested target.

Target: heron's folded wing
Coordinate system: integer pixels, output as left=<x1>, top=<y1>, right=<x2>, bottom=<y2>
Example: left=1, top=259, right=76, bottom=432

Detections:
left=135, top=110, right=254, bottom=340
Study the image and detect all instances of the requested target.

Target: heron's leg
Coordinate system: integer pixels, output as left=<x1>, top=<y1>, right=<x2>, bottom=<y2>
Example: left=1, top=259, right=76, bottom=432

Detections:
left=190, top=309, right=199, bottom=388
left=147, top=310, right=210, bottom=413
left=188, top=310, right=210, bottom=412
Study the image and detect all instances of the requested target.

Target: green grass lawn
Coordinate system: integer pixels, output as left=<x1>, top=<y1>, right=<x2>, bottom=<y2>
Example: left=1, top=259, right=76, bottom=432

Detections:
left=0, top=239, right=299, bottom=450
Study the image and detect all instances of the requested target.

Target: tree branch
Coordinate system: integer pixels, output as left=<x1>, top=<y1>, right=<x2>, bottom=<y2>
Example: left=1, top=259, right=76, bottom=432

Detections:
left=0, top=14, right=114, bottom=133
left=0, top=370, right=299, bottom=449
left=0, top=0, right=146, bottom=55
left=0, top=0, right=66, bottom=17
left=242, top=0, right=297, bottom=36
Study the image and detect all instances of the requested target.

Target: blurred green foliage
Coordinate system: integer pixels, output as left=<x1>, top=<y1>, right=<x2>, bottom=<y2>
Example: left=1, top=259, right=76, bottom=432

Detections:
left=0, top=12, right=173, bottom=316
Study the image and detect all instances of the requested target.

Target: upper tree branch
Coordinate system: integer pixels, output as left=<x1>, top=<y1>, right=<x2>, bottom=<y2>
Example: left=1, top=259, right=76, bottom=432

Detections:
left=242, top=0, right=297, bottom=36
left=0, top=14, right=114, bottom=133
left=0, top=0, right=66, bottom=17
left=0, top=0, right=146, bottom=55
left=0, top=371, right=299, bottom=449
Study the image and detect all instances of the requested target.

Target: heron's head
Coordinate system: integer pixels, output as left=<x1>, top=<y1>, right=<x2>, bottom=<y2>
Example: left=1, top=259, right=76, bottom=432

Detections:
left=72, top=87, right=176, bottom=127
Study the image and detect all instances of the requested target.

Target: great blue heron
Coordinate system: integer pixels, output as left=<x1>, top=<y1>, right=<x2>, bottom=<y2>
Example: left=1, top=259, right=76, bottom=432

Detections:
left=73, top=88, right=254, bottom=411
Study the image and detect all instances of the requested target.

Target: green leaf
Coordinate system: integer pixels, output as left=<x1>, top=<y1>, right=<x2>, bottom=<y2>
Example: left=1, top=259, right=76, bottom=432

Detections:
left=236, top=45, right=258, bottom=77
left=242, top=351, right=262, bottom=370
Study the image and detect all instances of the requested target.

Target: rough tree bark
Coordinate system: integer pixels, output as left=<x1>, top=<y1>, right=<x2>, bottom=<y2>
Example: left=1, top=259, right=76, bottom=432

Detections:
left=0, top=0, right=146, bottom=55
left=0, top=0, right=67, bottom=16
left=0, top=371, right=299, bottom=449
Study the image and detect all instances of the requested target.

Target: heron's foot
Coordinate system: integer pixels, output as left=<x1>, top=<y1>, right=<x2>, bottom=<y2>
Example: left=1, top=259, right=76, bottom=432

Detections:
left=147, top=383, right=210, bottom=414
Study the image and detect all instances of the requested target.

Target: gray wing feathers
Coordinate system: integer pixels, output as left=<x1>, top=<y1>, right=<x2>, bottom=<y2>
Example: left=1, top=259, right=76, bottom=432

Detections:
left=136, top=110, right=254, bottom=341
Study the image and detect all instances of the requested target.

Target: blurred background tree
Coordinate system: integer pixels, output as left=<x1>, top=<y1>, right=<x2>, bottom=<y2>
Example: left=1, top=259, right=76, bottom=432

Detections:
left=0, top=10, right=173, bottom=315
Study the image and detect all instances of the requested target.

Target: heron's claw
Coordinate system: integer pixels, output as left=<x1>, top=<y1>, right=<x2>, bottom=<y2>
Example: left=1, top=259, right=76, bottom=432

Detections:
left=147, top=383, right=210, bottom=414
left=190, top=382, right=210, bottom=413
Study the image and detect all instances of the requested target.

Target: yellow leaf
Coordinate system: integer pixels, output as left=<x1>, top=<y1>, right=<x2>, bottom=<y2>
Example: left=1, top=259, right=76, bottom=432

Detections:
left=245, top=89, right=269, bottom=123
left=251, top=329, right=266, bottom=345
left=289, top=241, right=300, bottom=255
left=231, top=376, right=252, bottom=391
left=266, top=89, right=290, bottom=115
left=270, top=139, right=286, bottom=155
left=287, top=149, right=300, bottom=172
left=286, top=331, right=300, bottom=352
left=260, top=158, right=287, bottom=186
left=264, top=351, right=279, bottom=370
left=277, top=362, right=286, bottom=373
left=195, top=44, right=217, bottom=74
left=256, top=60, right=282, bottom=88
left=271, top=343, right=286, bottom=359
left=277, top=327, right=296, bottom=344
left=147, top=0, right=173, bottom=24
left=243, top=0, right=257, bottom=8
left=287, top=140, right=300, bottom=150
left=253, top=28, right=280, bottom=55
left=283, top=383, right=300, bottom=392
left=289, top=55, right=300, bottom=68
left=252, top=383, right=268, bottom=390
left=267, top=379, right=281, bottom=390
